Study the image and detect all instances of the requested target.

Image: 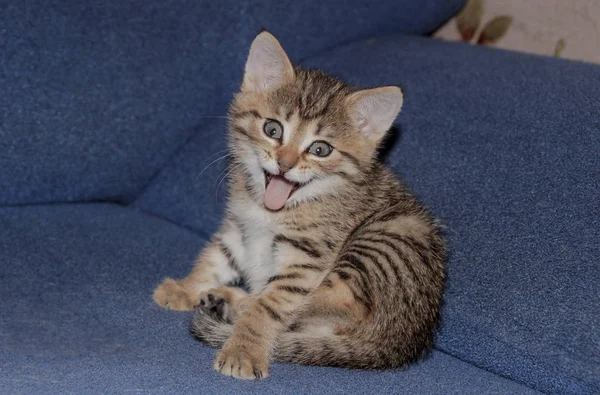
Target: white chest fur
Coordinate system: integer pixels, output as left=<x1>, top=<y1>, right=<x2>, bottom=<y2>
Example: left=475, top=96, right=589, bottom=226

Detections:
left=229, top=198, right=283, bottom=292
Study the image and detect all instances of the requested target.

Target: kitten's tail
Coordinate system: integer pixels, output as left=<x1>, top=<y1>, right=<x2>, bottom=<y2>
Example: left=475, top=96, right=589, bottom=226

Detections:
left=191, top=311, right=233, bottom=347
left=191, top=312, right=394, bottom=369
left=272, top=330, right=381, bottom=368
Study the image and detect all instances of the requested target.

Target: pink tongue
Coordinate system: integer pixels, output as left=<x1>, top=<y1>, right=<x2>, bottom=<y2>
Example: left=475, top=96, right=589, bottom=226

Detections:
left=264, top=175, right=295, bottom=211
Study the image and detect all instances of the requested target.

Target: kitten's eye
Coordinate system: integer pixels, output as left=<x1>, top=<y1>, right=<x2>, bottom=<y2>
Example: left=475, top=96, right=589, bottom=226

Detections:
left=263, top=120, right=283, bottom=140
left=307, top=141, right=333, bottom=157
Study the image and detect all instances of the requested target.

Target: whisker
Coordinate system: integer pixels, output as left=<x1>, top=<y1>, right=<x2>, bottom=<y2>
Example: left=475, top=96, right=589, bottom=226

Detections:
left=199, top=149, right=229, bottom=166
left=212, top=163, right=233, bottom=188
left=194, top=152, right=231, bottom=182
left=215, top=163, right=243, bottom=201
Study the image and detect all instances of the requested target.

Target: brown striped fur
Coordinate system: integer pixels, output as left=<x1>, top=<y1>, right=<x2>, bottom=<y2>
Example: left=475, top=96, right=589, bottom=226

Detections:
left=153, top=32, right=445, bottom=379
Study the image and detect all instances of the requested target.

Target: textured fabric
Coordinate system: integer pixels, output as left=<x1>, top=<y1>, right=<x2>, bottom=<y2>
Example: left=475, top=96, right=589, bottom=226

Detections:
left=136, top=35, right=600, bottom=394
left=133, top=118, right=229, bottom=238
left=0, top=204, right=537, bottom=394
left=0, top=0, right=464, bottom=207
left=4, top=1, right=595, bottom=393
left=434, top=0, right=600, bottom=65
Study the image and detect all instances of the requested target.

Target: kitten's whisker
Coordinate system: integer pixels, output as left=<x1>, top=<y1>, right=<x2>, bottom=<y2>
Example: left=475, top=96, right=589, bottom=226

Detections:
left=214, top=166, right=236, bottom=200
left=194, top=152, right=231, bottom=182
left=212, top=163, right=233, bottom=188
left=199, top=149, right=229, bottom=168
left=215, top=163, right=243, bottom=201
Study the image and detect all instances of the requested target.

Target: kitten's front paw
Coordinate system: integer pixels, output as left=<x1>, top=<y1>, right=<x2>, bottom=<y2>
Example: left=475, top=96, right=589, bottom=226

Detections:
left=152, top=278, right=196, bottom=311
left=197, top=290, right=234, bottom=323
left=214, top=343, right=269, bottom=380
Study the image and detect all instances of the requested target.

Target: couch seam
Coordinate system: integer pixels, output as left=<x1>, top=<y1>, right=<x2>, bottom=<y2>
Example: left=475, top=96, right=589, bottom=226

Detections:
left=130, top=205, right=212, bottom=240
left=433, top=347, right=546, bottom=394
left=0, top=199, right=123, bottom=209
left=0, top=200, right=212, bottom=241
left=128, top=120, right=219, bottom=205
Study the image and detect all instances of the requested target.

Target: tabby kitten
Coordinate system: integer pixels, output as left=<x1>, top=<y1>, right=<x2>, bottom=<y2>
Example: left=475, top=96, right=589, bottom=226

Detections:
left=153, top=31, right=445, bottom=380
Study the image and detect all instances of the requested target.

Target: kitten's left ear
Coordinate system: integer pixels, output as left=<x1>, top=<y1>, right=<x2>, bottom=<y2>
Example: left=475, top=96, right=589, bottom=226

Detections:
left=241, top=31, right=295, bottom=93
left=346, top=86, right=403, bottom=142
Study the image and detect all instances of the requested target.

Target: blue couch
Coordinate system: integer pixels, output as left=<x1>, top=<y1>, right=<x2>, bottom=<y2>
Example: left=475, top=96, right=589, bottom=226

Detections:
left=1, top=1, right=598, bottom=393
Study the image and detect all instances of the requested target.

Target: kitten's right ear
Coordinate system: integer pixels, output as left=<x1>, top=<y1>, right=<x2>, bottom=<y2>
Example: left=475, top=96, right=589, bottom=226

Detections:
left=241, top=32, right=295, bottom=93
left=346, top=86, right=403, bottom=143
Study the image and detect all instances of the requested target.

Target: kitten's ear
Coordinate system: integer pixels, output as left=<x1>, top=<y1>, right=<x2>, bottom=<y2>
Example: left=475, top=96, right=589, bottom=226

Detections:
left=346, top=86, right=403, bottom=142
left=241, top=32, right=295, bottom=93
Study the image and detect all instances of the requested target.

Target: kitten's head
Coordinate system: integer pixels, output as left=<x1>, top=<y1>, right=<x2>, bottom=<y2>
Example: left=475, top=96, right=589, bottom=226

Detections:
left=229, top=32, right=403, bottom=211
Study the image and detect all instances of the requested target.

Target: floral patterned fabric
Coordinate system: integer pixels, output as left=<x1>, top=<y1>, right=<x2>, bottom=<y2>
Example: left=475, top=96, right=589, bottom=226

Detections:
left=435, top=0, right=600, bottom=65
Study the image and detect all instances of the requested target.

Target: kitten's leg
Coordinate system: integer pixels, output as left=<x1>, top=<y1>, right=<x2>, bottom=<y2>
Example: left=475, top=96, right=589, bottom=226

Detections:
left=197, top=286, right=251, bottom=323
left=153, top=220, right=244, bottom=311
left=213, top=236, right=328, bottom=379
left=297, top=275, right=371, bottom=335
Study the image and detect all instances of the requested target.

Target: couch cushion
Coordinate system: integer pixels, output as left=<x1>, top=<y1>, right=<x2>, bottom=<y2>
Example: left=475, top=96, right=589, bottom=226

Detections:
left=132, top=118, right=229, bottom=238
left=135, top=35, right=599, bottom=394
left=0, top=203, right=536, bottom=394
left=0, top=0, right=464, bottom=207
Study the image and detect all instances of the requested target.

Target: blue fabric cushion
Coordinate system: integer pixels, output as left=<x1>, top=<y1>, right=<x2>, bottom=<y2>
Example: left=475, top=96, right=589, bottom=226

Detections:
left=133, top=118, right=229, bottom=238
left=0, top=0, right=464, bottom=207
left=136, top=36, right=600, bottom=394
left=0, top=204, right=536, bottom=394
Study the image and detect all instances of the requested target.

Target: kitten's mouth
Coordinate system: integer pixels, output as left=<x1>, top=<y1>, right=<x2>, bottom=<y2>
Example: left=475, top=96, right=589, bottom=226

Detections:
left=264, top=171, right=300, bottom=211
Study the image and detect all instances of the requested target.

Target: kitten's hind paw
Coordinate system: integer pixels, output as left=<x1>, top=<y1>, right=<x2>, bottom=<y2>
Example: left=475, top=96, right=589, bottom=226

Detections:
left=196, top=289, right=234, bottom=324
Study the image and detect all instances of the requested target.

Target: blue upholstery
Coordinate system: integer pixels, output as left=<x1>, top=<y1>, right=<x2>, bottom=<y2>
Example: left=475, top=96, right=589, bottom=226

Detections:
left=0, top=204, right=537, bottom=394
left=3, top=0, right=599, bottom=394
left=0, top=0, right=463, bottom=206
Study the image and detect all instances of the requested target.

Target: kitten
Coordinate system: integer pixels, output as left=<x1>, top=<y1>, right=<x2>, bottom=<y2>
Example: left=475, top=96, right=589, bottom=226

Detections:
left=153, top=31, right=445, bottom=380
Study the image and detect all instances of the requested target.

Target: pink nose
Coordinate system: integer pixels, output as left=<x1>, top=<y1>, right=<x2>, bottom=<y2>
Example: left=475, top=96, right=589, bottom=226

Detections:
left=277, top=159, right=294, bottom=173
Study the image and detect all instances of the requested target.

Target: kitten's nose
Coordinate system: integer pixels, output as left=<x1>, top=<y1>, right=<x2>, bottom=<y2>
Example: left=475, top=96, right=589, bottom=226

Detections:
left=277, top=159, right=295, bottom=174
left=277, top=150, right=298, bottom=174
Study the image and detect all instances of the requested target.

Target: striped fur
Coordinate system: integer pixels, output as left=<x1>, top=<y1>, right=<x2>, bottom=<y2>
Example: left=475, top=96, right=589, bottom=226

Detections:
left=154, top=32, right=445, bottom=379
